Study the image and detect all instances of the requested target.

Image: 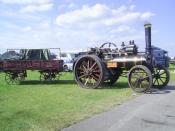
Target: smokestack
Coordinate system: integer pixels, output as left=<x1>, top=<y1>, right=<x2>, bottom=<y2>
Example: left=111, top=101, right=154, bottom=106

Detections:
left=144, top=23, right=152, bottom=55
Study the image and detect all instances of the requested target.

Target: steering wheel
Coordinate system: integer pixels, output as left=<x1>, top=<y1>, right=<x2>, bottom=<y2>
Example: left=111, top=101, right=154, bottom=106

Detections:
left=100, top=42, right=117, bottom=50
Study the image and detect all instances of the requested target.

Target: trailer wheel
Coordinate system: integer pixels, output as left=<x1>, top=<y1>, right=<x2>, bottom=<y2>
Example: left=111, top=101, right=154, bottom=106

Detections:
left=40, top=72, right=54, bottom=82
left=128, top=65, right=152, bottom=93
left=74, top=55, right=104, bottom=89
left=5, top=72, right=20, bottom=85
left=153, top=66, right=170, bottom=89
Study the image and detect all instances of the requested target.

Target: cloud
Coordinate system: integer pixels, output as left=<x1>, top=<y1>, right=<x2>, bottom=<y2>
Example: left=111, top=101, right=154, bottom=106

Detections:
left=56, top=4, right=110, bottom=26
left=20, top=3, right=53, bottom=13
left=0, top=0, right=52, bottom=5
left=54, top=4, right=155, bottom=50
left=68, top=3, right=77, bottom=9
left=110, top=25, right=136, bottom=33
left=129, top=5, right=136, bottom=10
left=140, top=12, right=155, bottom=20
left=22, top=26, right=32, bottom=32
left=0, top=3, right=156, bottom=53
left=56, top=4, right=154, bottom=28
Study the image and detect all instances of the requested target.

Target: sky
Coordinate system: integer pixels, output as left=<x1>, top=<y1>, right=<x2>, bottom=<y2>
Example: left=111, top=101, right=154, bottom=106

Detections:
left=0, top=0, right=174, bottom=56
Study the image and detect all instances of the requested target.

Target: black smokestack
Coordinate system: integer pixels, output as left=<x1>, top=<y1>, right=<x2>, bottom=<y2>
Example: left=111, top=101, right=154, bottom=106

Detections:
left=144, top=23, right=152, bottom=55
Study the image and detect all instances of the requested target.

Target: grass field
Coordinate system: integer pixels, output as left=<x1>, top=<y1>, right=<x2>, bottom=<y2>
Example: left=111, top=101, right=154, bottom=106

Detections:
left=0, top=68, right=174, bottom=131
left=169, top=64, right=175, bottom=80
left=0, top=71, right=133, bottom=131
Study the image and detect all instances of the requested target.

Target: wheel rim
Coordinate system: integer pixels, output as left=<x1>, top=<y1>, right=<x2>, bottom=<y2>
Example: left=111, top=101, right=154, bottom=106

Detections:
left=5, top=73, right=20, bottom=85
left=40, top=72, right=51, bottom=81
left=75, top=56, right=103, bottom=88
left=153, top=66, right=169, bottom=88
left=129, top=66, right=152, bottom=93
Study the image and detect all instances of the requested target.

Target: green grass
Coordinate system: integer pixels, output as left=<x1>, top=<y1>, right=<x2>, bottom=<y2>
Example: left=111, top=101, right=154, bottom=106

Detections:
left=169, top=64, right=175, bottom=80
left=0, top=71, right=133, bottom=131
left=0, top=67, right=175, bottom=131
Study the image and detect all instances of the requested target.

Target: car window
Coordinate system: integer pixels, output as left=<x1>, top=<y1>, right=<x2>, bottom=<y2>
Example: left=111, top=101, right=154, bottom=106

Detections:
left=70, top=53, right=75, bottom=58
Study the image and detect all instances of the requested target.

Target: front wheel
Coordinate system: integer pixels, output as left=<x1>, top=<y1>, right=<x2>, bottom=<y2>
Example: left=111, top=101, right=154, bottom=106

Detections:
left=74, top=55, right=104, bottom=89
left=153, top=66, right=170, bottom=89
left=128, top=65, right=153, bottom=93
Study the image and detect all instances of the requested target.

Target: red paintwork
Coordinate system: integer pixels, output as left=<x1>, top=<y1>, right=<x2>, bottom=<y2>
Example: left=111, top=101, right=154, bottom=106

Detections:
left=0, top=60, right=63, bottom=71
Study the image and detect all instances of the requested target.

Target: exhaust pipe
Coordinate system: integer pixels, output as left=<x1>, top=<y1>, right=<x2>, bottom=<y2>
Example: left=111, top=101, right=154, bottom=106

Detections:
left=144, top=23, right=152, bottom=64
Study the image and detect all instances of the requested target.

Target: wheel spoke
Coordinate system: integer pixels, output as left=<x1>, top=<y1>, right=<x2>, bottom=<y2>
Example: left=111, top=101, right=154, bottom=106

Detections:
left=92, top=70, right=100, bottom=73
left=78, top=74, right=88, bottom=79
left=87, top=60, right=90, bottom=69
left=159, top=78, right=164, bottom=84
left=140, top=76, right=149, bottom=81
left=90, top=62, right=97, bottom=70
left=153, top=79, right=157, bottom=84
left=156, top=79, right=159, bottom=85
left=160, top=76, right=166, bottom=79
left=91, top=74, right=99, bottom=81
left=84, top=78, right=89, bottom=86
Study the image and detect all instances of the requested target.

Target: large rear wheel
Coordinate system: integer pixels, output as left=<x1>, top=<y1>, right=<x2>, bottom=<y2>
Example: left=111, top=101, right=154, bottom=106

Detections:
left=128, top=65, right=153, bottom=93
left=74, top=55, right=104, bottom=88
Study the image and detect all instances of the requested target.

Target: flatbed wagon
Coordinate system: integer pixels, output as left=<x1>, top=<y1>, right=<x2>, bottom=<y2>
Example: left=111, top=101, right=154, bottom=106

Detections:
left=0, top=48, right=63, bottom=84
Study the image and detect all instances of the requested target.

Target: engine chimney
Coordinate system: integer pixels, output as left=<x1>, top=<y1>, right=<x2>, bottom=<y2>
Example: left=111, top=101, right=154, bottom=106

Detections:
left=144, top=23, right=152, bottom=64
left=144, top=23, right=152, bottom=55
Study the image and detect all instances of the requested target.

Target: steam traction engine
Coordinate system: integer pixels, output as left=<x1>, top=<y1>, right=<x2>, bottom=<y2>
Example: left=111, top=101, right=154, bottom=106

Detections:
left=73, top=24, right=170, bottom=93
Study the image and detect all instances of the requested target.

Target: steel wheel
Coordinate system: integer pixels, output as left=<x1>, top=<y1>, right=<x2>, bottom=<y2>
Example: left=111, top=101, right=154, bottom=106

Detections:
left=128, top=65, right=152, bottom=93
left=74, top=55, right=104, bottom=88
left=40, top=72, right=52, bottom=81
left=153, top=66, right=170, bottom=89
left=5, top=72, right=20, bottom=85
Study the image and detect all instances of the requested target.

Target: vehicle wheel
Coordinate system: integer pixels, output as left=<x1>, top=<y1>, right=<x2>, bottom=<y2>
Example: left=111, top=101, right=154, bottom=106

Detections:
left=74, top=55, right=104, bottom=89
left=5, top=72, right=20, bottom=85
left=153, top=66, right=170, bottom=89
left=128, top=65, right=152, bottom=93
left=63, top=65, right=69, bottom=71
left=19, top=71, right=26, bottom=81
left=40, top=72, right=52, bottom=82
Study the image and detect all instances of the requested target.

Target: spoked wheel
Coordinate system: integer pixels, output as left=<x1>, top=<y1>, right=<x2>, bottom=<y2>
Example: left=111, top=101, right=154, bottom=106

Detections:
left=128, top=65, right=153, bottom=93
left=19, top=71, right=27, bottom=81
left=100, top=42, right=117, bottom=50
left=5, top=72, right=20, bottom=85
left=153, top=66, right=170, bottom=89
left=74, top=55, right=104, bottom=88
left=40, top=72, right=57, bottom=82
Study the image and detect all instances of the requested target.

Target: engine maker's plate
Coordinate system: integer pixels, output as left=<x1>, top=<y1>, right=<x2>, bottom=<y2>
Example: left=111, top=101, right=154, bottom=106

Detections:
left=107, top=61, right=118, bottom=68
